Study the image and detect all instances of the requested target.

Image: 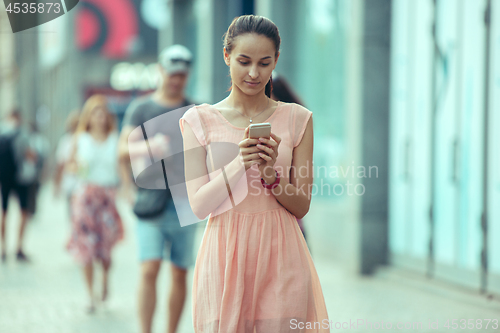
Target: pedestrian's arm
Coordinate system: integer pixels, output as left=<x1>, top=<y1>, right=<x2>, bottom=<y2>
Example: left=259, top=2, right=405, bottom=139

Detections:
left=270, top=116, right=313, bottom=219
left=53, top=162, right=64, bottom=196
left=119, top=125, right=145, bottom=160
left=65, top=135, right=79, bottom=174
left=118, top=124, right=168, bottom=161
left=181, top=121, right=246, bottom=220
left=117, top=126, right=136, bottom=190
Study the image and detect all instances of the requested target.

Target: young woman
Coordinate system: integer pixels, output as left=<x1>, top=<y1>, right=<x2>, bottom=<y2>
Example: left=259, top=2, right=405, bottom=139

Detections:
left=66, top=95, right=124, bottom=313
left=180, top=15, right=329, bottom=332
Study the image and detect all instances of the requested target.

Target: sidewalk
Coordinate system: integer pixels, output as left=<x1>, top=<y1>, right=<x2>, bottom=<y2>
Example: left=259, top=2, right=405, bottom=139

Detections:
left=0, top=183, right=203, bottom=333
left=1, top=183, right=499, bottom=333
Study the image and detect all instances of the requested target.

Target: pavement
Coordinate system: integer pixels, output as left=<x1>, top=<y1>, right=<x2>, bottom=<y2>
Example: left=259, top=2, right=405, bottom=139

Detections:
left=1, top=183, right=499, bottom=333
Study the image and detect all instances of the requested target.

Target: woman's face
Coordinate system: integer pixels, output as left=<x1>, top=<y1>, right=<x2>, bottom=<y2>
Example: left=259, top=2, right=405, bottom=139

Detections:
left=89, top=106, right=108, bottom=131
left=224, top=33, right=279, bottom=96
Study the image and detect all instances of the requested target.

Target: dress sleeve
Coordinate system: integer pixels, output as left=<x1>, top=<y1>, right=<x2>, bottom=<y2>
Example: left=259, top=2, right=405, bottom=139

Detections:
left=179, top=106, right=207, bottom=147
left=292, top=104, right=313, bottom=148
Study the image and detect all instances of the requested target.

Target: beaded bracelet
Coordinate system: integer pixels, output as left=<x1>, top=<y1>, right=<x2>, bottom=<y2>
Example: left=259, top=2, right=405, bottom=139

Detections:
left=261, top=170, right=280, bottom=189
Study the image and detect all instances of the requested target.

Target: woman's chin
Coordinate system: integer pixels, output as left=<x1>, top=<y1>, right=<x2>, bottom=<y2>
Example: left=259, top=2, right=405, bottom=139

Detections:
left=236, top=85, right=264, bottom=96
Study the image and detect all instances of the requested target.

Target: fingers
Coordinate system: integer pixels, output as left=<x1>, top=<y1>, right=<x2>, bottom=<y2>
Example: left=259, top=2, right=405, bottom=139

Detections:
left=241, top=145, right=263, bottom=155
left=238, top=137, right=260, bottom=148
left=257, top=152, right=272, bottom=161
left=269, top=132, right=282, bottom=144
left=256, top=136, right=279, bottom=158
left=242, top=152, right=264, bottom=170
left=258, top=136, right=278, bottom=149
left=256, top=143, right=274, bottom=155
left=244, top=152, right=264, bottom=162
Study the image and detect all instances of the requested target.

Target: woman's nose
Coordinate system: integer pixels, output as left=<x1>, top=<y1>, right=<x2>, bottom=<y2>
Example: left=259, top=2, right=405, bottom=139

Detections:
left=249, top=66, right=258, bottom=79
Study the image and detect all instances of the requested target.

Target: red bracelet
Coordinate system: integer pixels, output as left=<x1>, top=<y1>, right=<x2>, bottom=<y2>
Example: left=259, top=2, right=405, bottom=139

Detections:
left=261, top=170, right=280, bottom=189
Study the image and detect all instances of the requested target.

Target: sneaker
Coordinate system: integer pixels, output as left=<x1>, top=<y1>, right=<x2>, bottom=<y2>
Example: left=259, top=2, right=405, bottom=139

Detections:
left=16, top=250, right=30, bottom=262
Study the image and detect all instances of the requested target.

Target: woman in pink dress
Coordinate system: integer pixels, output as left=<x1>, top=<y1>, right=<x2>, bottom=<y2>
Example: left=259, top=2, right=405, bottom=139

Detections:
left=66, top=95, right=124, bottom=313
left=180, top=15, right=329, bottom=332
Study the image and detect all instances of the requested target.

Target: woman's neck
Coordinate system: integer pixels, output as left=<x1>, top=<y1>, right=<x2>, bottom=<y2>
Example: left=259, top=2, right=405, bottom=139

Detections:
left=88, top=128, right=107, bottom=142
left=225, top=89, right=269, bottom=116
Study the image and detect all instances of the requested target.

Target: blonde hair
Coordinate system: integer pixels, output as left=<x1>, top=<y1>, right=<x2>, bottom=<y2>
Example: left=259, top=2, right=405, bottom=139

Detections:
left=65, top=109, right=81, bottom=133
left=76, top=95, right=116, bottom=135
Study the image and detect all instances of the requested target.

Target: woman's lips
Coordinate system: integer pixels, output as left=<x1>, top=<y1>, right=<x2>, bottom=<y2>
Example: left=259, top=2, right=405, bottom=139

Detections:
left=245, top=81, right=259, bottom=87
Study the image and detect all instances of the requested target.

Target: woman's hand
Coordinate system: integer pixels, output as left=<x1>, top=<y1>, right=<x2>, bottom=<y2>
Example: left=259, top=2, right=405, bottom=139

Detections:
left=118, top=184, right=135, bottom=205
left=238, top=127, right=266, bottom=171
left=65, top=159, right=79, bottom=175
left=256, top=133, right=281, bottom=182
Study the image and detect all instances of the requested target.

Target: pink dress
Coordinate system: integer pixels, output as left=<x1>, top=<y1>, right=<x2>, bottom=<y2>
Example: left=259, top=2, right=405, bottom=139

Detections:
left=180, top=101, right=329, bottom=333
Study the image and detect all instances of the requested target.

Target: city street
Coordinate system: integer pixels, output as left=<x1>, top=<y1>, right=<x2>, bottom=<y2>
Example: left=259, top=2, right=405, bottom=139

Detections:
left=1, top=183, right=499, bottom=333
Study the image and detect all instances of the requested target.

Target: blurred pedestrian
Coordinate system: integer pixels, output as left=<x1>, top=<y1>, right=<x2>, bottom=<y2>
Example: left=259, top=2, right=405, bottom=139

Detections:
left=54, top=110, right=80, bottom=205
left=21, top=122, right=50, bottom=219
left=270, top=71, right=308, bottom=242
left=118, top=44, right=197, bottom=333
left=0, top=109, right=34, bottom=262
left=179, top=15, right=329, bottom=332
left=66, top=95, right=124, bottom=313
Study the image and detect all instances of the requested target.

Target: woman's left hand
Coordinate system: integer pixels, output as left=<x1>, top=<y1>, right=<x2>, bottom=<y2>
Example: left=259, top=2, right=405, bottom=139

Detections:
left=256, top=132, right=281, bottom=182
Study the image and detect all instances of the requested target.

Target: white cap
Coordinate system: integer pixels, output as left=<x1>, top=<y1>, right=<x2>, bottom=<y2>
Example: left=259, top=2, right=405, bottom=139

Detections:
left=159, top=44, right=193, bottom=75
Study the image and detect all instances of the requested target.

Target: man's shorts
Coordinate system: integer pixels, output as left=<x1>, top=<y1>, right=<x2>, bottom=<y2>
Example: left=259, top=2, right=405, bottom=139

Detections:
left=1, top=181, right=29, bottom=211
left=136, top=200, right=198, bottom=269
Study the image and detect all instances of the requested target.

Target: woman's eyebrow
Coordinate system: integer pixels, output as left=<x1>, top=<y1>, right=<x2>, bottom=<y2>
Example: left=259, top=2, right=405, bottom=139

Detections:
left=238, top=54, right=272, bottom=60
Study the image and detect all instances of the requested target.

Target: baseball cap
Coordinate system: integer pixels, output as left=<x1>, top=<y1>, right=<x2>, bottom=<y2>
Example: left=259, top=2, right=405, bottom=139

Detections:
left=159, top=44, right=193, bottom=75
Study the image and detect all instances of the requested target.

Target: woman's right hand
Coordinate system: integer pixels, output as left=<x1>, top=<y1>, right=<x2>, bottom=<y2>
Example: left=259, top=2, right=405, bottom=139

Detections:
left=65, top=159, right=79, bottom=175
left=238, top=127, right=265, bottom=171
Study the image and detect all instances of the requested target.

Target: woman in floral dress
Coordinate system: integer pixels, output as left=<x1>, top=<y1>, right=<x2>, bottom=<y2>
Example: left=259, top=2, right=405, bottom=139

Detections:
left=67, top=95, right=124, bottom=313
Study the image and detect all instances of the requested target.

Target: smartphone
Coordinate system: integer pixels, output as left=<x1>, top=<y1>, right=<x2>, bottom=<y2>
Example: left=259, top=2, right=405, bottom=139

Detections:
left=249, top=122, right=271, bottom=139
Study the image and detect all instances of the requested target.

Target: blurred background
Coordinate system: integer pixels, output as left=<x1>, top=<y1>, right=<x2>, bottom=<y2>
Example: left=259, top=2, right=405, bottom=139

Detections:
left=1, top=0, right=499, bottom=332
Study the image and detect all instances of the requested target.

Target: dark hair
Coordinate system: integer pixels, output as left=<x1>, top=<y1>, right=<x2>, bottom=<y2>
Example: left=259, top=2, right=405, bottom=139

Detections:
left=271, top=74, right=305, bottom=106
left=223, top=15, right=281, bottom=98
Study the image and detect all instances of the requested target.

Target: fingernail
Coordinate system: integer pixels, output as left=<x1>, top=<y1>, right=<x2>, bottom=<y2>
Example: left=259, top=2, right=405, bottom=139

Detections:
left=259, top=138, right=265, bottom=142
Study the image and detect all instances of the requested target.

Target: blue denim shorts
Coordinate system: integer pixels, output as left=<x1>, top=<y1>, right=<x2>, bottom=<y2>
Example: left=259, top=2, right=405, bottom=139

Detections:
left=136, top=201, right=198, bottom=268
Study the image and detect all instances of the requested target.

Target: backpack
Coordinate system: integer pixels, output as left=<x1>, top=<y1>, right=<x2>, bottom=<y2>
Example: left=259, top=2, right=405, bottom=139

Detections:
left=0, top=130, right=20, bottom=183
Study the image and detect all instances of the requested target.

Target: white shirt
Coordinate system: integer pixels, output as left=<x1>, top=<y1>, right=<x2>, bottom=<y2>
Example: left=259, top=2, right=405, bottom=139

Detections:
left=76, top=132, right=120, bottom=187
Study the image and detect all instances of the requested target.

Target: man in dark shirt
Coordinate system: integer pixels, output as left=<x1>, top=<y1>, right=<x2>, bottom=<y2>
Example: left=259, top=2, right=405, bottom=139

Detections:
left=0, top=110, right=33, bottom=262
left=118, top=44, right=197, bottom=333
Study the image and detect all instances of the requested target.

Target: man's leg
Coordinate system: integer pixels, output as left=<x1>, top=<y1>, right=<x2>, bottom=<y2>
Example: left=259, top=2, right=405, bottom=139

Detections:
left=1, top=183, right=12, bottom=259
left=165, top=214, right=197, bottom=333
left=16, top=184, right=30, bottom=259
left=167, top=263, right=188, bottom=333
left=1, top=211, right=7, bottom=260
left=16, top=210, right=29, bottom=254
left=138, top=260, right=161, bottom=333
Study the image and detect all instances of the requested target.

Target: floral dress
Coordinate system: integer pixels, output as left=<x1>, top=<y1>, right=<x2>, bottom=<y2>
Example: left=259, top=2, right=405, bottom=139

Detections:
left=67, top=132, right=124, bottom=265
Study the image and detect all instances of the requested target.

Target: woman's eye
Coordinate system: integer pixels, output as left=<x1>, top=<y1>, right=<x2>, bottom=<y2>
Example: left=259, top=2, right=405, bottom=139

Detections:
left=261, top=63, right=270, bottom=66
left=239, top=61, right=249, bottom=65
